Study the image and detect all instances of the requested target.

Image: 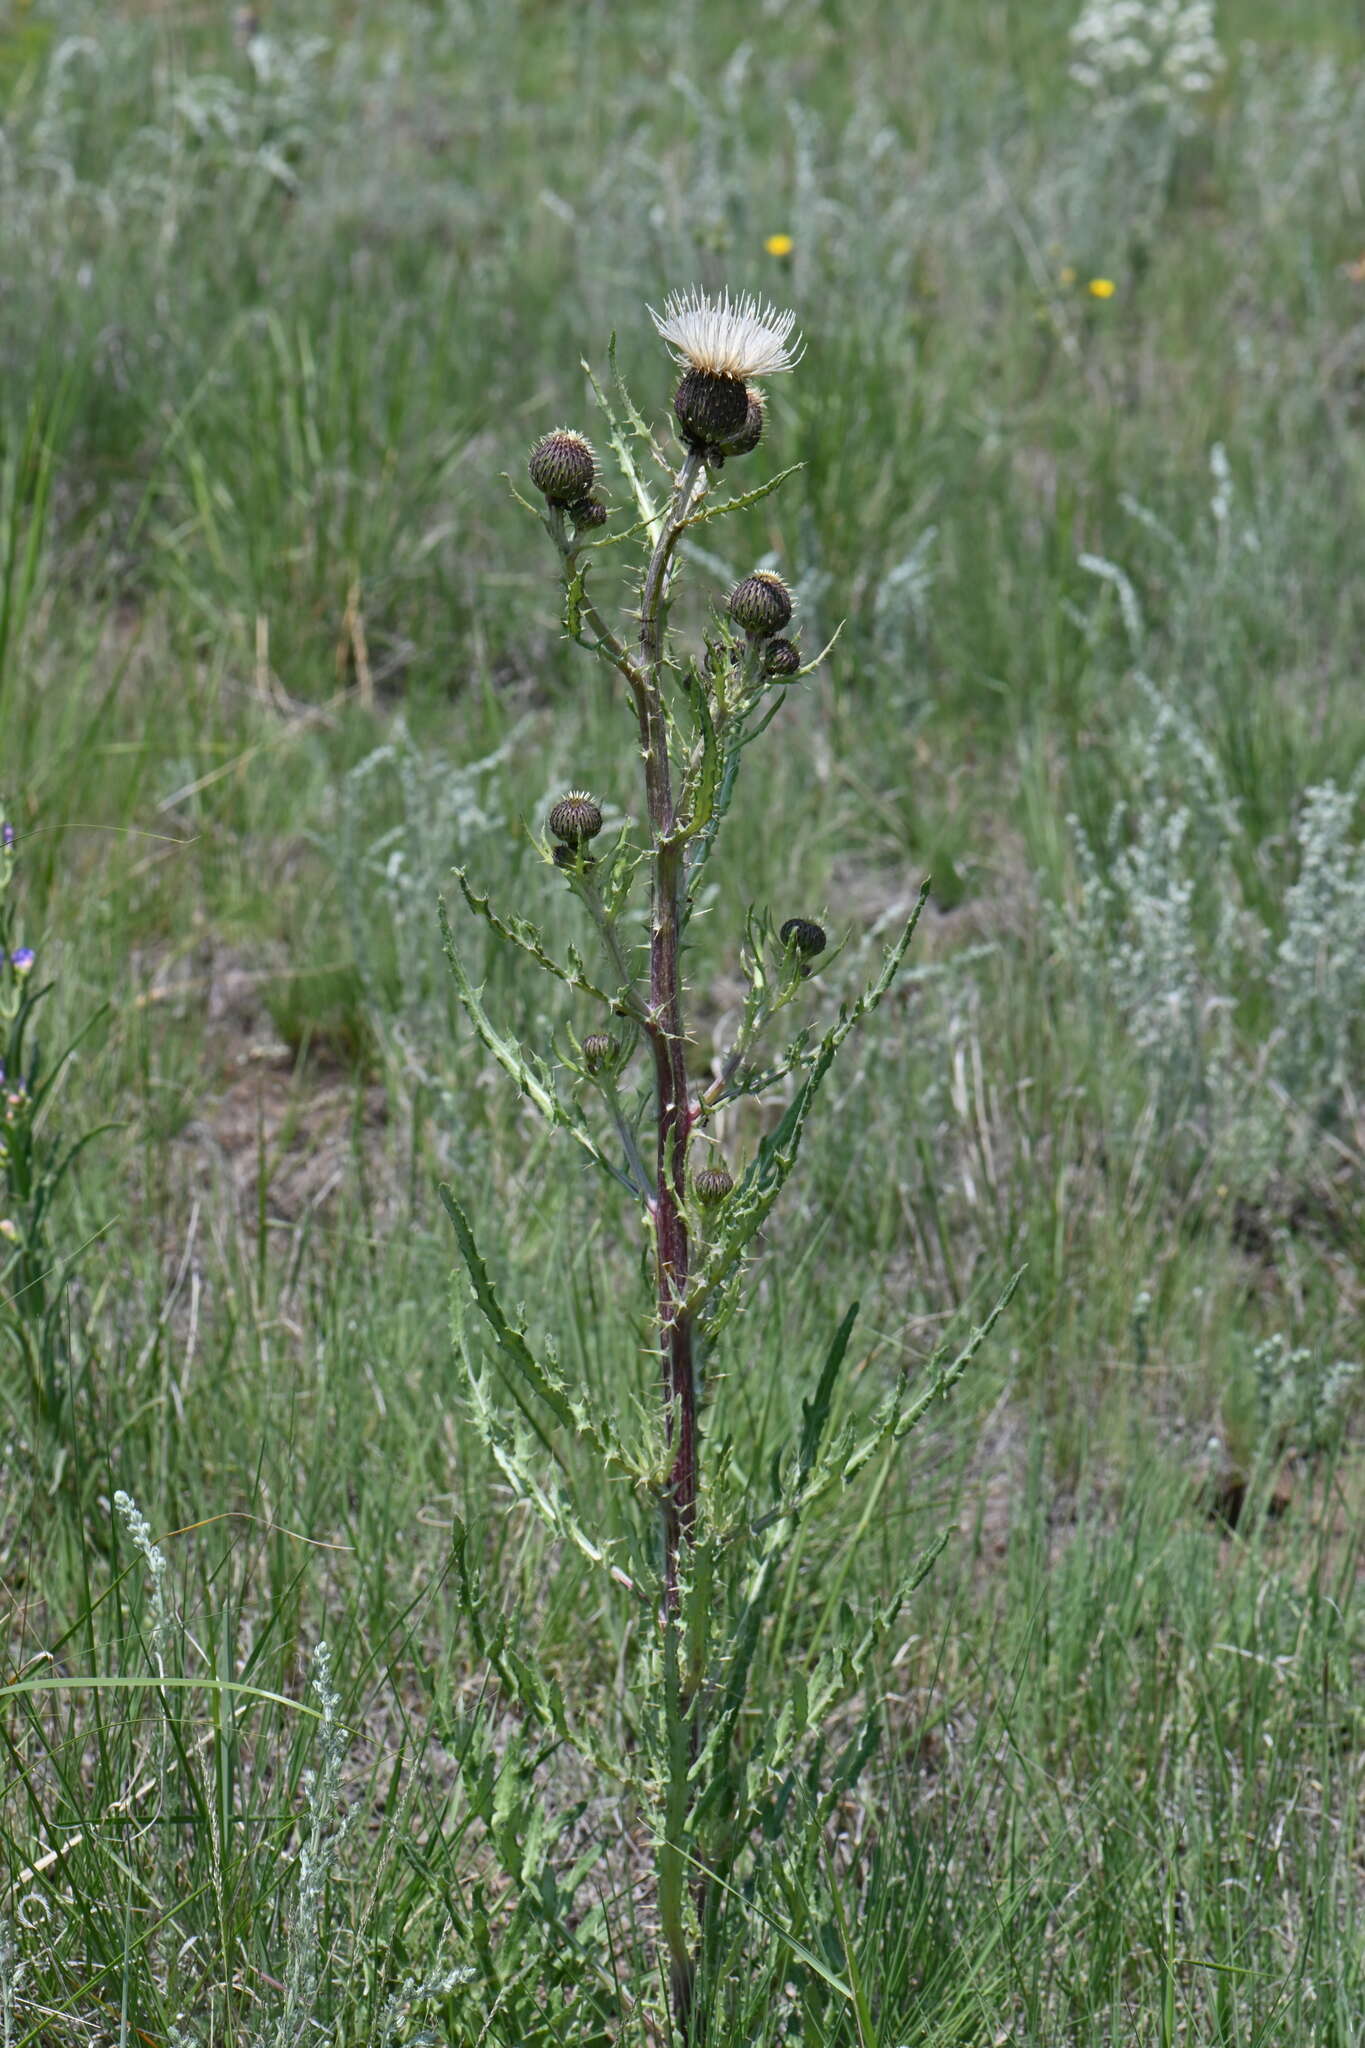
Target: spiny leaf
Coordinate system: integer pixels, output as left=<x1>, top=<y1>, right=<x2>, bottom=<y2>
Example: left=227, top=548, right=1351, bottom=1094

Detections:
left=682, top=463, right=803, bottom=529
left=440, top=896, right=624, bottom=1184
left=443, top=1184, right=646, bottom=1497
left=679, top=682, right=723, bottom=842
left=582, top=341, right=666, bottom=540
left=693, top=887, right=929, bottom=1322
left=453, top=866, right=619, bottom=1007
left=798, top=1301, right=860, bottom=1479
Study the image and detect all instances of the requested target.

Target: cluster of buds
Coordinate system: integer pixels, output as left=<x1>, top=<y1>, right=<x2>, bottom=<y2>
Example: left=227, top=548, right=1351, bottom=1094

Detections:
left=728, top=571, right=801, bottom=677
left=528, top=429, right=609, bottom=533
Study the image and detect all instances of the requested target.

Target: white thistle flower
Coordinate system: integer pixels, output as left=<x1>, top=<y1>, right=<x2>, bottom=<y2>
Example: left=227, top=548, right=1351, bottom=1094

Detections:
left=648, top=288, right=802, bottom=381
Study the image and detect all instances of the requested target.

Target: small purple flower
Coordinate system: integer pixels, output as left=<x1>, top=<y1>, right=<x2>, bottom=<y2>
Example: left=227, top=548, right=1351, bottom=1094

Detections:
left=11, top=947, right=34, bottom=976
left=1, top=822, right=14, bottom=849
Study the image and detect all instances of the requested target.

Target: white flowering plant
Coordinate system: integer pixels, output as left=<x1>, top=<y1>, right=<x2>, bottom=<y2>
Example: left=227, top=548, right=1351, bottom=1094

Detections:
left=1069, top=0, right=1225, bottom=123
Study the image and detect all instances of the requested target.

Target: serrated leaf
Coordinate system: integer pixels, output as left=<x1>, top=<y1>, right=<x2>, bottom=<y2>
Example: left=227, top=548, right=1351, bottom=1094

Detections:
left=682, top=462, right=803, bottom=529
left=443, top=1183, right=647, bottom=1501
left=680, top=683, right=724, bottom=841
left=691, top=887, right=929, bottom=1317
left=453, top=867, right=620, bottom=1007
left=440, top=896, right=623, bottom=1184
left=582, top=341, right=666, bottom=540
left=797, top=1301, right=859, bottom=1480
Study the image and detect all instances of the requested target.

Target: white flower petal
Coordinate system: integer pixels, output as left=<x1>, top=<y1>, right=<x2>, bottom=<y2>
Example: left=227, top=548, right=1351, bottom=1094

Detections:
left=647, top=288, right=803, bottom=380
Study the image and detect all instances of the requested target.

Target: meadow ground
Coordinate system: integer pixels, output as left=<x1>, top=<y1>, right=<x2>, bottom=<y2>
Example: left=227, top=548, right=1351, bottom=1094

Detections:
left=1, top=0, right=1363, bottom=2041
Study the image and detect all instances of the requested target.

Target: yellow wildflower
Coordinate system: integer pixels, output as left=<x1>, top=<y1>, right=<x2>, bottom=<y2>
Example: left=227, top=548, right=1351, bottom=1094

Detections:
left=764, top=233, right=795, bottom=258
left=1088, top=277, right=1117, bottom=299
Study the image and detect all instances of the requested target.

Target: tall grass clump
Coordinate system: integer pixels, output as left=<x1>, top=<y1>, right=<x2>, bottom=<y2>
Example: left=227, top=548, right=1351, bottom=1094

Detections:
left=0, top=799, right=112, bottom=1445
left=437, top=291, right=1013, bottom=2042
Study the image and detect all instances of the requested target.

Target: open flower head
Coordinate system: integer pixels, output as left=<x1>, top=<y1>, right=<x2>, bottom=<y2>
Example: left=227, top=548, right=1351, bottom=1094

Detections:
left=649, top=289, right=802, bottom=382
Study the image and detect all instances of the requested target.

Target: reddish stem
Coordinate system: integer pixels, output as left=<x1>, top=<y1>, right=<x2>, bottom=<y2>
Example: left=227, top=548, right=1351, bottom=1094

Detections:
left=635, top=454, right=704, bottom=1609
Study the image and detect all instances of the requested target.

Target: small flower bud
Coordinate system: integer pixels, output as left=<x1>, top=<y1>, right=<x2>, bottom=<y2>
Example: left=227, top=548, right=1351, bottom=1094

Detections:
left=763, top=637, right=801, bottom=677
left=674, top=368, right=750, bottom=452
left=717, top=386, right=764, bottom=458
left=780, top=918, right=826, bottom=958
left=728, top=571, right=792, bottom=638
left=570, top=496, right=608, bottom=530
left=693, top=1163, right=734, bottom=1204
left=548, top=791, right=604, bottom=846
left=528, top=429, right=597, bottom=506
left=553, top=843, right=595, bottom=871
left=582, top=1033, right=615, bottom=1072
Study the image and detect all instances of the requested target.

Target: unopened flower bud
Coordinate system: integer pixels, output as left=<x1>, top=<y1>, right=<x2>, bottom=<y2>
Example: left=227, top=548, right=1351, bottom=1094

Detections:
left=570, top=496, right=608, bottom=530
left=728, top=572, right=792, bottom=638
left=693, top=1163, right=734, bottom=1204
left=582, top=1032, right=615, bottom=1072
left=553, top=843, right=595, bottom=871
left=780, top=918, right=826, bottom=958
left=674, top=368, right=750, bottom=452
left=717, top=387, right=764, bottom=458
left=763, top=637, right=801, bottom=677
left=548, top=791, right=603, bottom=846
left=528, top=430, right=597, bottom=507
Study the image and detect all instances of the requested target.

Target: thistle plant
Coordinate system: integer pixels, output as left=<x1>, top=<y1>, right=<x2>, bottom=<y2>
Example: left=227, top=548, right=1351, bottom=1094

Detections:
left=440, top=292, right=1011, bottom=2041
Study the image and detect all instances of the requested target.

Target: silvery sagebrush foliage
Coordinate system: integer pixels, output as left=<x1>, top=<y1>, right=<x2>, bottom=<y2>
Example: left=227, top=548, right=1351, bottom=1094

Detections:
left=437, top=292, right=1014, bottom=2041
left=338, top=719, right=514, bottom=1122
left=1251, top=1335, right=1363, bottom=1459
left=1060, top=657, right=1365, bottom=1184
left=1272, top=779, right=1365, bottom=1123
left=1069, top=0, right=1225, bottom=122
left=13, top=24, right=332, bottom=220
left=261, top=1641, right=347, bottom=2048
